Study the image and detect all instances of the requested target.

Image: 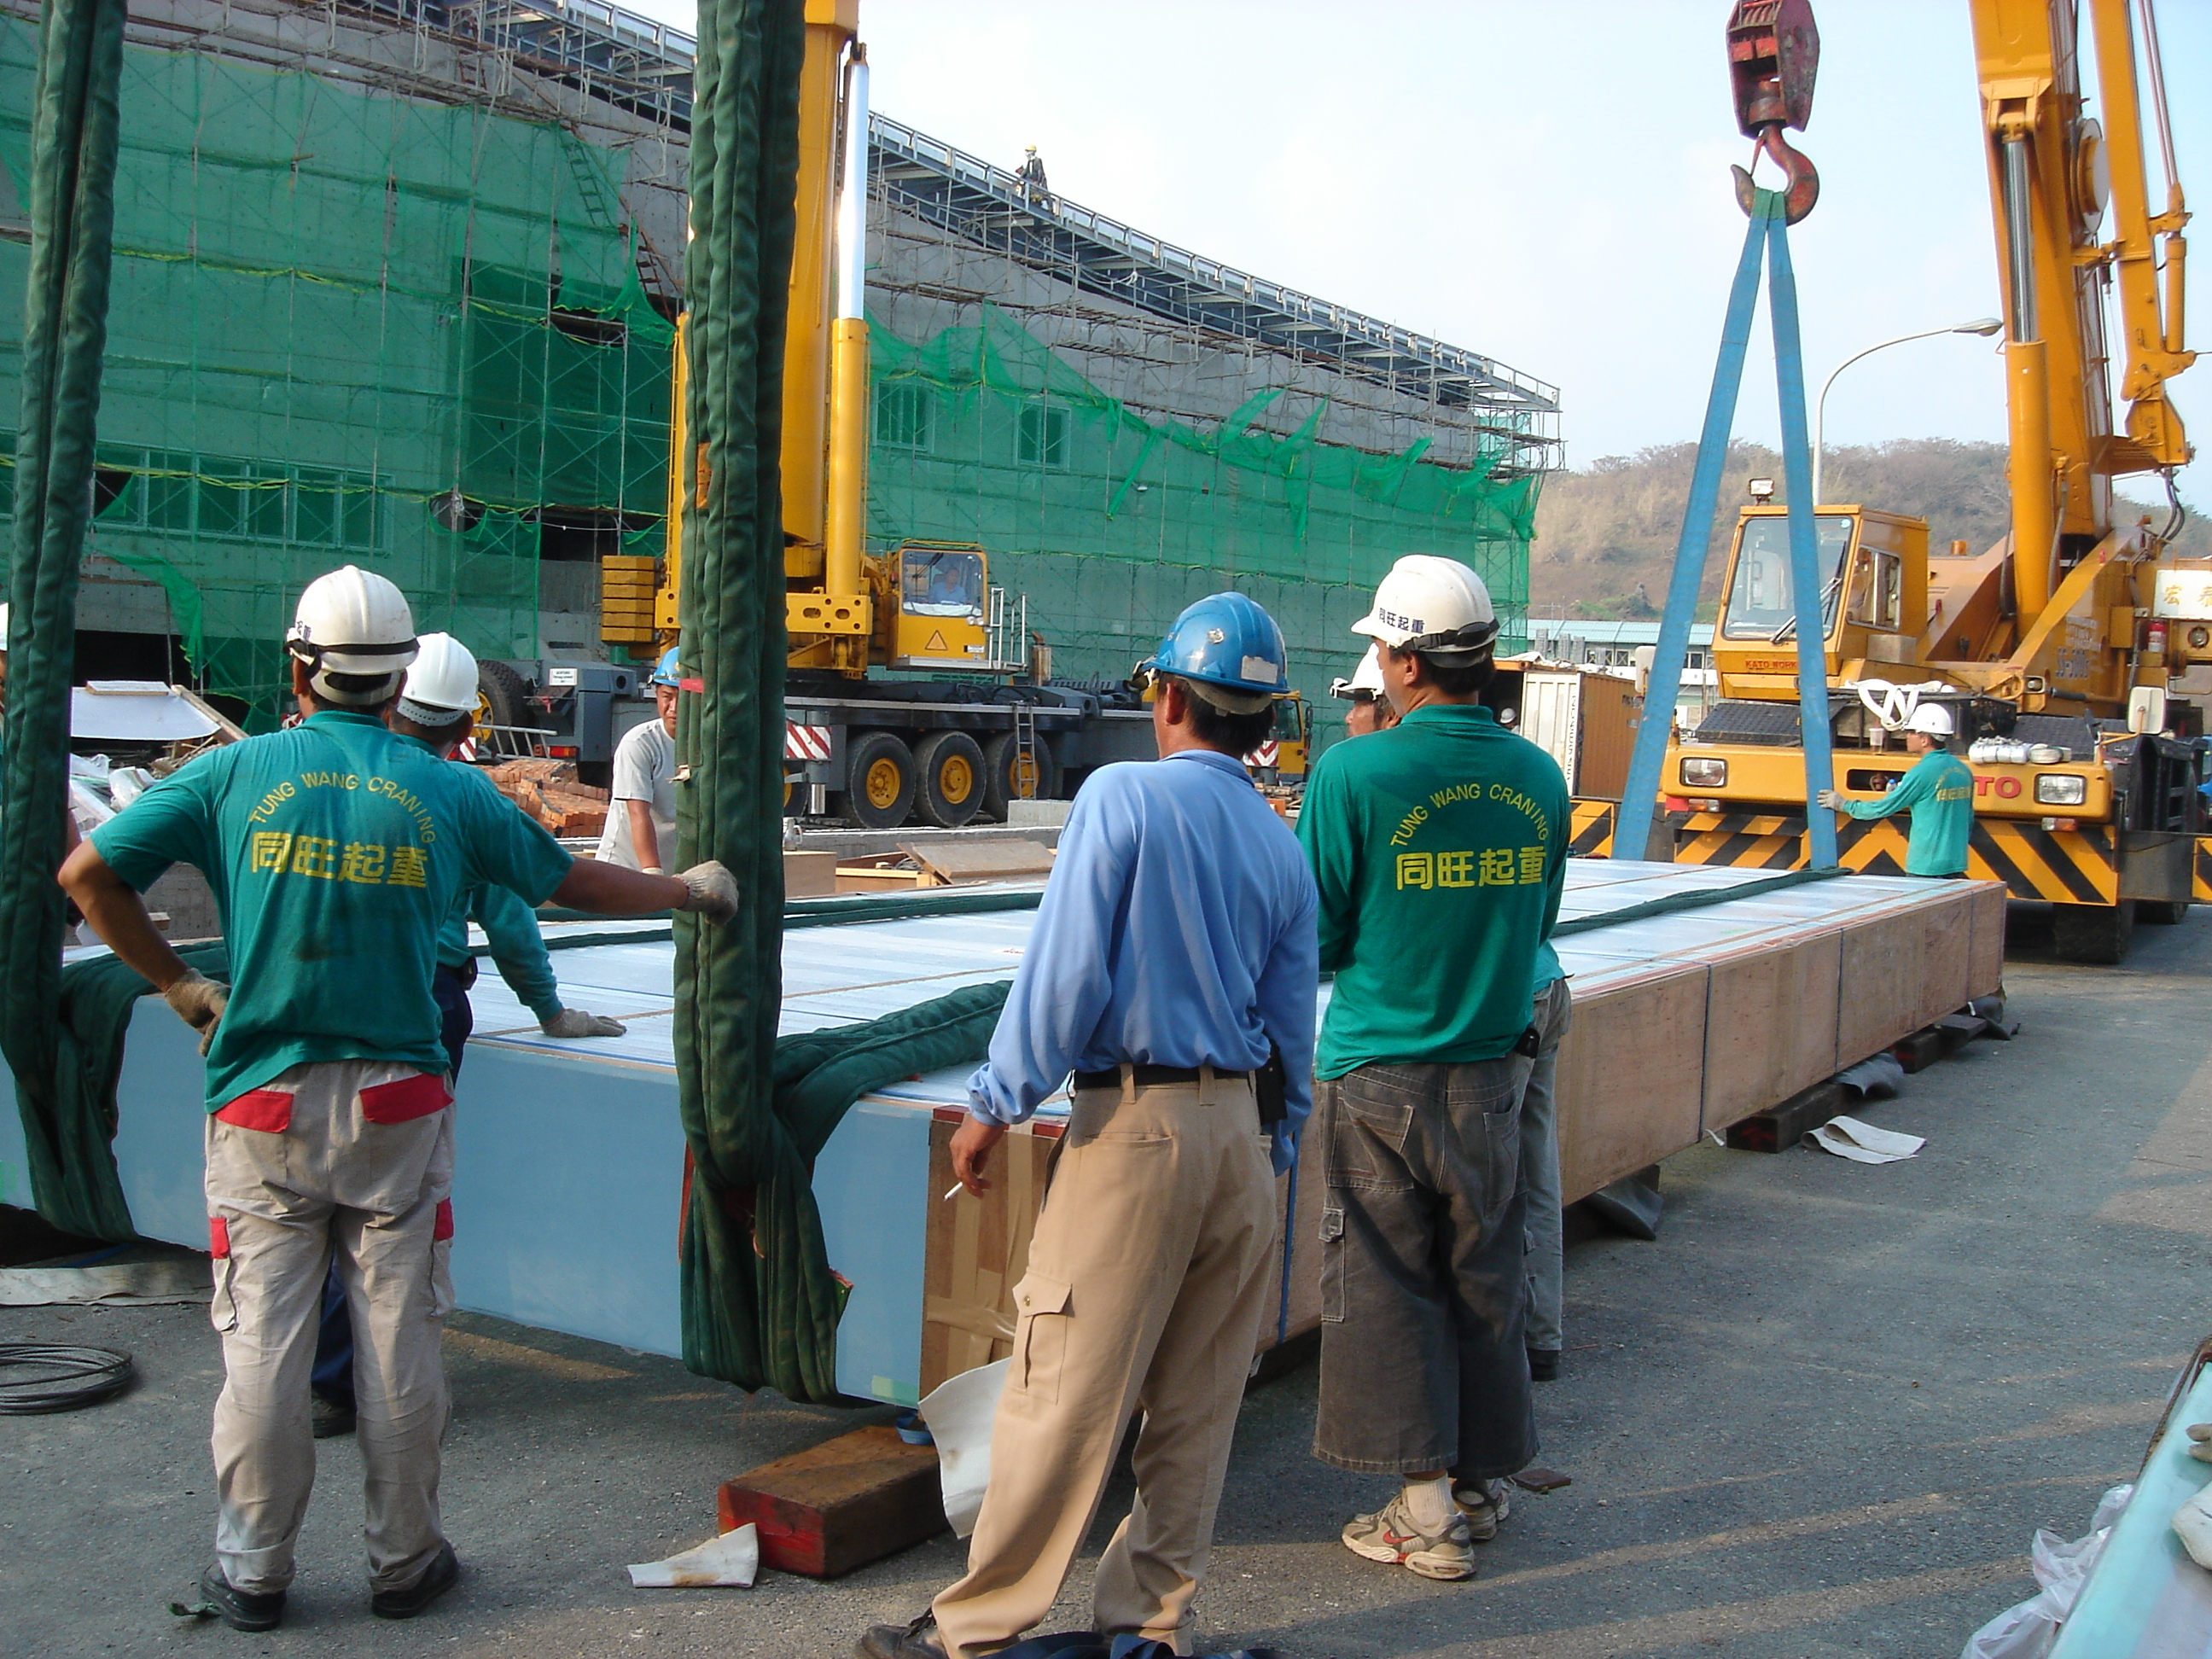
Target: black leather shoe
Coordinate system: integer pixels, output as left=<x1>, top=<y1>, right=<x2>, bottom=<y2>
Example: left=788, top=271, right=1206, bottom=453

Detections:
left=311, top=1393, right=356, bottom=1438
left=857, top=1613, right=947, bottom=1659
left=1528, top=1347, right=1561, bottom=1382
left=370, top=1541, right=460, bottom=1620
left=195, top=1564, right=284, bottom=1632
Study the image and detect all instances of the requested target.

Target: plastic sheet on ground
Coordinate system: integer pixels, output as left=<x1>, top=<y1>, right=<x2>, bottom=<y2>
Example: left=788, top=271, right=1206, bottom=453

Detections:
left=1809, top=1115, right=1925, bottom=1164
left=626, top=1522, right=759, bottom=1587
left=1961, top=1484, right=2132, bottom=1658
left=0, top=1257, right=212, bottom=1306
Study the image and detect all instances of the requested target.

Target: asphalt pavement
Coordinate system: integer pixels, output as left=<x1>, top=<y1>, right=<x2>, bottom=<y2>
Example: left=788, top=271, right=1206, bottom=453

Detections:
left=7, top=901, right=2210, bottom=1657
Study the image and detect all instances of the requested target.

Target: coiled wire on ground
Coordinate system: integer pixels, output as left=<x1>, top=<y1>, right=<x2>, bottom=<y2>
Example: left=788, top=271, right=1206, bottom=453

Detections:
left=0, top=1343, right=134, bottom=1412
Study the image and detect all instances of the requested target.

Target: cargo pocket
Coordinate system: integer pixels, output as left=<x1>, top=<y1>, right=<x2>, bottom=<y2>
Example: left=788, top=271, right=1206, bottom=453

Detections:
left=207, top=1215, right=241, bottom=1334
left=428, top=1198, right=456, bottom=1318
left=1318, top=1206, right=1346, bottom=1324
left=359, top=1071, right=452, bottom=1125
left=1009, top=1271, right=1073, bottom=1402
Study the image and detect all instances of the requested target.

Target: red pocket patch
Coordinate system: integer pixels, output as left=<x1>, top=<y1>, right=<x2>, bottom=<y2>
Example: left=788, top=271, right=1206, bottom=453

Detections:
left=214, top=1089, right=294, bottom=1133
left=358, top=1072, right=451, bottom=1125
left=208, top=1215, right=230, bottom=1258
left=433, top=1198, right=454, bottom=1242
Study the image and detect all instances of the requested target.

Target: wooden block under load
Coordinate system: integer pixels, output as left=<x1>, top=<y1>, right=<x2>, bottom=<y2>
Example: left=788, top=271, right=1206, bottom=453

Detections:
left=1726, top=1080, right=1846, bottom=1153
left=1697, top=928, right=1841, bottom=1137
left=921, top=1110, right=1058, bottom=1396
left=1554, top=963, right=1708, bottom=1203
left=716, top=1425, right=944, bottom=1578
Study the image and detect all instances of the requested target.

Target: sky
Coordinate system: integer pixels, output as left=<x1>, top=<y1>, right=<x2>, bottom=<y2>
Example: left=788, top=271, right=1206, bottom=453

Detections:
left=624, top=0, right=2209, bottom=505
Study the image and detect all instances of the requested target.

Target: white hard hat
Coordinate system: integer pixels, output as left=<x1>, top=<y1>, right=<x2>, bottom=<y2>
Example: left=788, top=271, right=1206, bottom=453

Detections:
left=398, top=632, right=479, bottom=723
left=1330, top=643, right=1387, bottom=700
left=286, top=565, right=416, bottom=705
left=1906, top=702, right=1955, bottom=738
left=1352, top=556, right=1499, bottom=661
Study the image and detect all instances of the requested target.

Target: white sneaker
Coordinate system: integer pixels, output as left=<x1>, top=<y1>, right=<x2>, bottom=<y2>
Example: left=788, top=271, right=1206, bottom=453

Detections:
left=1453, top=1477, right=1512, bottom=1541
left=1341, top=1489, right=1476, bottom=1580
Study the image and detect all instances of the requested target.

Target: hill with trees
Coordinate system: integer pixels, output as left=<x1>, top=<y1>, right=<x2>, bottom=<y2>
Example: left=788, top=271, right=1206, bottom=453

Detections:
left=1528, top=437, right=2209, bottom=620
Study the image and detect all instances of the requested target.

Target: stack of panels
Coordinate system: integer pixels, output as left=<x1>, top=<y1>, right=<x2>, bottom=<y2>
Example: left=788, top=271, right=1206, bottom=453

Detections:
left=85, top=864, right=2003, bottom=1407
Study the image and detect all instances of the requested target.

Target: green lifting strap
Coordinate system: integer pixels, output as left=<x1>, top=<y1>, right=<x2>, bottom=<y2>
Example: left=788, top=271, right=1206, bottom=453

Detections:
left=670, top=0, right=829, bottom=1400
left=4, top=0, right=126, bottom=1237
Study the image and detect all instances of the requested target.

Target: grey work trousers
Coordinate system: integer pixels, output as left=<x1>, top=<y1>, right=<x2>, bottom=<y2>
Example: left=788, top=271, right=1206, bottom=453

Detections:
left=204, top=1058, right=457, bottom=1596
left=1521, top=978, right=1574, bottom=1354
left=1312, top=1053, right=1537, bottom=1478
left=933, top=1069, right=1278, bottom=1659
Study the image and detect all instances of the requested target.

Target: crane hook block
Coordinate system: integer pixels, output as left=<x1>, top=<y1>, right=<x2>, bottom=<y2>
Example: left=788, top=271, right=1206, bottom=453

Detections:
left=1726, top=0, right=1820, bottom=224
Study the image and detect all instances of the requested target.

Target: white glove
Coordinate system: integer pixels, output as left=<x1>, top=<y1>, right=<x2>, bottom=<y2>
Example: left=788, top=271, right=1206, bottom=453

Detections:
left=541, top=1007, right=626, bottom=1039
left=676, top=860, right=739, bottom=923
left=1814, top=789, right=1842, bottom=810
left=161, top=968, right=227, bottom=1055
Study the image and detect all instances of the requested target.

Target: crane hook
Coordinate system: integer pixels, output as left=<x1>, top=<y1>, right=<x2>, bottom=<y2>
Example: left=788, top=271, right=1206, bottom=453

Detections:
left=1732, top=125, right=1820, bottom=224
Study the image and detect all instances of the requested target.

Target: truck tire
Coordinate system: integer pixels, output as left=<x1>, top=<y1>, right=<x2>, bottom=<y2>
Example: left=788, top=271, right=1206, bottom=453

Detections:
left=981, top=731, right=1058, bottom=820
left=2135, top=899, right=2191, bottom=925
left=2052, top=900, right=2134, bottom=964
left=914, top=731, right=987, bottom=829
left=475, top=660, right=531, bottom=754
left=844, top=730, right=917, bottom=830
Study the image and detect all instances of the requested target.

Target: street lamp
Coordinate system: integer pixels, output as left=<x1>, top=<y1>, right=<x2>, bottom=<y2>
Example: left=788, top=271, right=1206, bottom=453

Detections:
left=1810, top=317, right=2003, bottom=504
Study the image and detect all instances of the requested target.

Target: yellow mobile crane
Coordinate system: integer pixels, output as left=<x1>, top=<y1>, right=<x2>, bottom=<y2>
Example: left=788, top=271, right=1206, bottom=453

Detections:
left=1663, top=0, right=2197, bottom=962
left=599, top=1, right=1154, bottom=829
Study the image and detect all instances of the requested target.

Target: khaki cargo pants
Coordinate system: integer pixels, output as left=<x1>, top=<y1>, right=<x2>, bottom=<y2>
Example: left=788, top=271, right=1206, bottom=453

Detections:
left=932, top=1069, right=1278, bottom=1659
left=203, top=1058, right=456, bottom=1596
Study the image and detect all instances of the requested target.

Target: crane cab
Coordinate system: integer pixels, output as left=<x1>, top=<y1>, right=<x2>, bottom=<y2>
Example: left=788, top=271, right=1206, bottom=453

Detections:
left=1711, top=504, right=1930, bottom=701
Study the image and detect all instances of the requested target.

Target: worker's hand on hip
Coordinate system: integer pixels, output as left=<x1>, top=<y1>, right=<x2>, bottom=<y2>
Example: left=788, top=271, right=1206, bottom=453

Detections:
left=160, top=968, right=227, bottom=1055
left=542, top=1006, right=626, bottom=1039
left=675, top=860, right=739, bottom=923
left=950, top=1115, right=1007, bottom=1197
left=1813, top=789, right=1842, bottom=810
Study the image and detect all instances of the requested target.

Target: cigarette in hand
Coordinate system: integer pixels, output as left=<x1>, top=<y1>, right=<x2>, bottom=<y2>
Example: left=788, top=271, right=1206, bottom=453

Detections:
left=942, top=1182, right=965, bottom=1202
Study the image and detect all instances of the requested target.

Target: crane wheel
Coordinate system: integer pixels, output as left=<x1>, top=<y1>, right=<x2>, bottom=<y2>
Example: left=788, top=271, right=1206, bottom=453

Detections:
left=981, top=731, right=1059, bottom=821
left=914, top=731, right=986, bottom=829
left=2052, top=900, right=2134, bottom=964
left=842, top=731, right=917, bottom=830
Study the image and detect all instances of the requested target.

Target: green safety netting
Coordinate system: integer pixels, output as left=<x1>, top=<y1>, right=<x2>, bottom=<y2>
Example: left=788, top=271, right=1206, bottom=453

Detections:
left=866, top=301, right=1543, bottom=705
left=0, top=16, right=672, bottom=725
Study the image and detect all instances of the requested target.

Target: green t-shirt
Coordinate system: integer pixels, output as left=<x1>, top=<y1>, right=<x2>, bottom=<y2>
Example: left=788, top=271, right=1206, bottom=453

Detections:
left=91, top=710, right=573, bottom=1108
left=1839, top=748, right=1976, bottom=876
left=1298, top=703, right=1569, bottom=1077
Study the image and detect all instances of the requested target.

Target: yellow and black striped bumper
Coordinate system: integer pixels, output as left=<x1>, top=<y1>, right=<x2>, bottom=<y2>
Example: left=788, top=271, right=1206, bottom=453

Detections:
left=1569, top=799, right=1616, bottom=859
left=1673, top=810, right=2120, bottom=904
left=2192, top=836, right=2212, bottom=903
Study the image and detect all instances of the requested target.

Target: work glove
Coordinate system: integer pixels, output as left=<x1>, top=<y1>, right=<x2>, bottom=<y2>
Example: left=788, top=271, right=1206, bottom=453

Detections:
left=675, top=860, right=740, bottom=923
left=1813, top=789, right=1842, bottom=810
left=541, top=1007, right=626, bottom=1039
left=161, top=968, right=227, bottom=1055
left=2187, top=1423, right=2212, bottom=1463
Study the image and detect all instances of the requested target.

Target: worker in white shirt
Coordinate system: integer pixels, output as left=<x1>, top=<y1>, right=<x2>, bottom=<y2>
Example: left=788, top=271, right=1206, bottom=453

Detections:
left=596, top=648, right=680, bottom=871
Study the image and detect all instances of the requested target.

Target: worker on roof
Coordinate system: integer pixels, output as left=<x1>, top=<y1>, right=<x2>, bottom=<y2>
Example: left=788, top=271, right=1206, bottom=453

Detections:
left=305, top=633, right=630, bottom=1441
left=60, top=566, right=737, bottom=1633
left=597, top=646, right=680, bottom=872
left=859, top=592, right=1318, bottom=1659
left=1296, top=554, right=1568, bottom=1582
left=1817, top=701, right=1975, bottom=876
left=1330, top=643, right=1399, bottom=737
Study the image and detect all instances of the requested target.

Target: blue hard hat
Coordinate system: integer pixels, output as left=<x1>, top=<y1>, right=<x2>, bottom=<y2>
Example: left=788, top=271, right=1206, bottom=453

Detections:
left=1140, top=592, right=1289, bottom=713
left=649, top=646, right=684, bottom=689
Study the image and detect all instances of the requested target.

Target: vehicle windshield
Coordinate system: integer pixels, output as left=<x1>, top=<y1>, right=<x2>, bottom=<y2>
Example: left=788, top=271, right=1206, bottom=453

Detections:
left=1720, top=515, right=1855, bottom=640
left=901, top=548, right=984, bottom=618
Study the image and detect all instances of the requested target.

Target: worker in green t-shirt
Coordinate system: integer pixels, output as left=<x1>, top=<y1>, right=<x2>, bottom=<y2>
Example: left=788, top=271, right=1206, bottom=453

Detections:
left=1816, top=701, right=1976, bottom=876
left=60, top=568, right=738, bottom=1634
left=1296, top=556, right=1568, bottom=1584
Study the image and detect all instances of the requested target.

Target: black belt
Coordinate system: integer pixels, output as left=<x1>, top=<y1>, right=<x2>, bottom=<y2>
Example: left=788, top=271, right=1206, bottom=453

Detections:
left=436, top=958, right=479, bottom=990
left=1073, top=1064, right=1251, bottom=1093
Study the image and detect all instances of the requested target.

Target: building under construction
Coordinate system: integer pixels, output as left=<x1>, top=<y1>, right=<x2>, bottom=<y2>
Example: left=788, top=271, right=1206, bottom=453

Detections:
left=0, top=0, right=1559, bottom=725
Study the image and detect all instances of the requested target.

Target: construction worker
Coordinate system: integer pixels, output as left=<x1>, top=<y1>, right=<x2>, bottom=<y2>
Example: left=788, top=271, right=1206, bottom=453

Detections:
left=859, top=592, right=1318, bottom=1659
left=1296, top=554, right=1567, bottom=1582
left=58, top=567, right=736, bottom=1633
left=1816, top=702, right=1974, bottom=876
left=597, top=646, right=679, bottom=872
left=1330, top=643, right=1399, bottom=737
left=307, top=633, right=628, bottom=1439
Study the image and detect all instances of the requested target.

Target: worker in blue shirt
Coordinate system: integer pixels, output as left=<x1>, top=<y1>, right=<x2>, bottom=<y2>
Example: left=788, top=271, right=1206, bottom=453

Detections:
left=307, top=636, right=628, bottom=1440
left=859, top=594, right=1318, bottom=1659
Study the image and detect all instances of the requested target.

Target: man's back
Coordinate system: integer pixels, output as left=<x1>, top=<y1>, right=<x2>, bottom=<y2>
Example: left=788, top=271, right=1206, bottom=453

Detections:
left=1299, top=703, right=1569, bottom=1075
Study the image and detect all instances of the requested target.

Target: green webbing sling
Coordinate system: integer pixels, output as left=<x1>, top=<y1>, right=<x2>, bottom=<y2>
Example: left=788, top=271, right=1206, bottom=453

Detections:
left=669, top=0, right=832, bottom=1400
left=3, top=0, right=126, bottom=1239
